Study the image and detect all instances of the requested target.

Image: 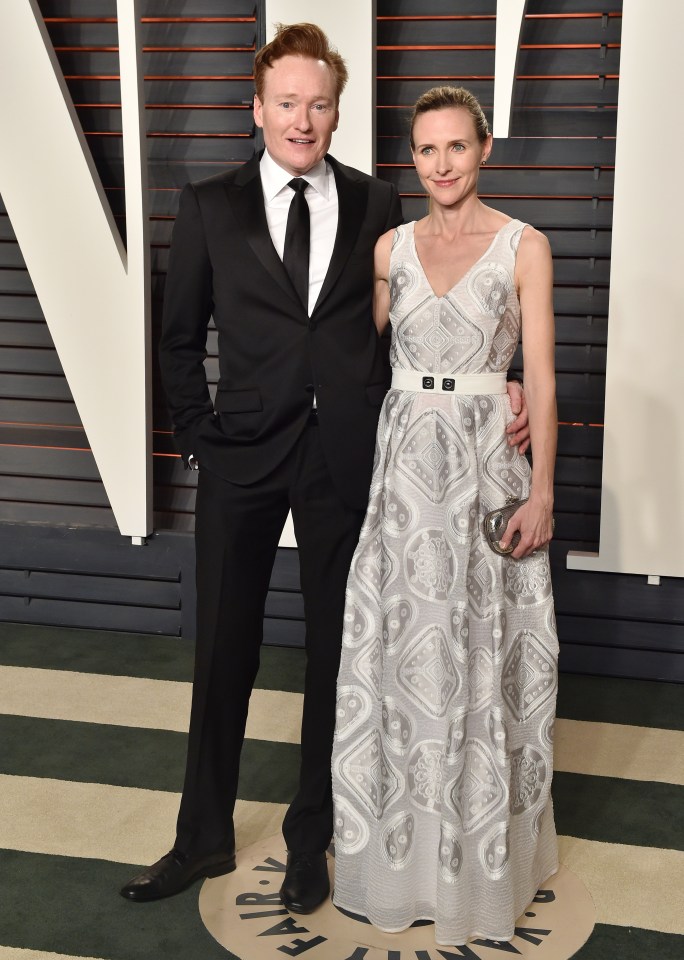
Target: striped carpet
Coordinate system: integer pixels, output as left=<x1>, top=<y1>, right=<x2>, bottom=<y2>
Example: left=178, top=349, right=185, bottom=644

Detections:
left=0, top=622, right=682, bottom=960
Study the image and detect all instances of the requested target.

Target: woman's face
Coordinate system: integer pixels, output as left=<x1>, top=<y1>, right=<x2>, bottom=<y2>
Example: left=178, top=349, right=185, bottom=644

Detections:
left=411, top=107, right=492, bottom=209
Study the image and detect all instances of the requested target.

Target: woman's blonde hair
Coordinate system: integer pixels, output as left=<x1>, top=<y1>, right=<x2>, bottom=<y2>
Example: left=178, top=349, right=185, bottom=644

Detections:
left=409, top=85, right=489, bottom=148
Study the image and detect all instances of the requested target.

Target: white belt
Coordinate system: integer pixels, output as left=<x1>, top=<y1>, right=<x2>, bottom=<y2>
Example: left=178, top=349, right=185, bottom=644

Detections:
left=391, top=370, right=507, bottom=395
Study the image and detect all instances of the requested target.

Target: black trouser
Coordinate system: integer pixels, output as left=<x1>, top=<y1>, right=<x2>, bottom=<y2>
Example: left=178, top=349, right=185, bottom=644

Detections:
left=174, top=421, right=365, bottom=858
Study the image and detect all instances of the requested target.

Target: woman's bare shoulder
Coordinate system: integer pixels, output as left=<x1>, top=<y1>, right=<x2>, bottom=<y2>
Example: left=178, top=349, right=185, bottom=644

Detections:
left=518, top=223, right=551, bottom=254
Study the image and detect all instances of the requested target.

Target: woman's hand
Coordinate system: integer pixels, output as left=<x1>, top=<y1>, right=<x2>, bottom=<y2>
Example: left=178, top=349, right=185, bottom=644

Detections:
left=499, top=495, right=554, bottom=559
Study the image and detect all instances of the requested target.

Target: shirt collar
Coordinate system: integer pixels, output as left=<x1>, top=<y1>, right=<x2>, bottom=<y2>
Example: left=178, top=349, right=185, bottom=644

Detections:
left=260, top=149, right=331, bottom=202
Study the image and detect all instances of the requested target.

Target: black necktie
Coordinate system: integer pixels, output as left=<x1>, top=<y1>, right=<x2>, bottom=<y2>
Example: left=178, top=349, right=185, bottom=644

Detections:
left=283, top=178, right=310, bottom=309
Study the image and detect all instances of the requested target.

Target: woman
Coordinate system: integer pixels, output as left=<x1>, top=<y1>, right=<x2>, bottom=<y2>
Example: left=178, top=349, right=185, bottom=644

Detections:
left=330, top=86, right=558, bottom=945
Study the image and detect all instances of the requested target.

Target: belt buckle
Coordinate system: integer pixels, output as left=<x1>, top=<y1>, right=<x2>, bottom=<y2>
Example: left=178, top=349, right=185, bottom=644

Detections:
left=441, top=378, right=455, bottom=392
left=422, top=376, right=434, bottom=390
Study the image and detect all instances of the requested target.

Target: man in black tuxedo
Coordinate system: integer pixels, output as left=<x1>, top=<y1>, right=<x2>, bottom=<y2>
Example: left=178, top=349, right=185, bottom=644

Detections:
left=121, top=23, right=529, bottom=912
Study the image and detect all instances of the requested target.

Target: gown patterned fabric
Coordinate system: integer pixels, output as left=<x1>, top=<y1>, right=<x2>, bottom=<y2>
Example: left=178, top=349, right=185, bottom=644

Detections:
left=331, top=219, right=559, bottom=945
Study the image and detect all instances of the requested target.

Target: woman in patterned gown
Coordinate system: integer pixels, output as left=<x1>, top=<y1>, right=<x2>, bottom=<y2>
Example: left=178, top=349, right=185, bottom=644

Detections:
left=330, top=86, right=558, bottom=945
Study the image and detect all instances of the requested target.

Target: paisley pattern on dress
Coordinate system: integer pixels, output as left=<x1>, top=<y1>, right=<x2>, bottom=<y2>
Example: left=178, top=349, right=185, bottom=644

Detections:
left=331, top=219, right=558, bottom=945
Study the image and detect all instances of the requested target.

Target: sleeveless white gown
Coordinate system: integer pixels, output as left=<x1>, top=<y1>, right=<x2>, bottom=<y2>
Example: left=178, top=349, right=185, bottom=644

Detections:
left=330, top=219, right=559, bottom=946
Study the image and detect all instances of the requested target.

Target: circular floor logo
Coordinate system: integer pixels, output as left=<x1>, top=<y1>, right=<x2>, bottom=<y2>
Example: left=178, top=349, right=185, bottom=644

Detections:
left=200, top=835, right=595, bottom=960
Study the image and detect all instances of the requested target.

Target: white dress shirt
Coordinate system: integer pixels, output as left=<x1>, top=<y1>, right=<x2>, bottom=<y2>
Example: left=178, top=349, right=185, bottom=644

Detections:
left=259, top=149, right=339, bottom=316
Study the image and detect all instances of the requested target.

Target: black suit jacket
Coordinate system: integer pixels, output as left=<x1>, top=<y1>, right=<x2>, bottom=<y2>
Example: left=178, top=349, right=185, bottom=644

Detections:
left=159, top=153, right=403, bottom=509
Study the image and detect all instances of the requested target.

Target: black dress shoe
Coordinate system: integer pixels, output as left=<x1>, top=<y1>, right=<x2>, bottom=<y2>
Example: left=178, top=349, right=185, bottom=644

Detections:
left=120, top=848, right=236, bottom=902
left=280, top=852, right=330, bottom=914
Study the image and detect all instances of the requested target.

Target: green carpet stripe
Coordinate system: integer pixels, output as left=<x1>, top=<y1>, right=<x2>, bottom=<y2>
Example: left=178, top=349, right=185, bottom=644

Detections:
left=0, top=714, right=300, bottom=803
left=572, top=922, right=684, bottom=960
left=1, top=847, right=683, bottom=960
left=3, top=623, right=684, bottom=728
left=556, top=674, right=684, bottom=731
left=553, top=771, right=684, bottom=852
left=0, top=848, right=237, bottom=960
left=0, top=622, right=305, bottom=692
left=2, top=713, right=682, bottom=851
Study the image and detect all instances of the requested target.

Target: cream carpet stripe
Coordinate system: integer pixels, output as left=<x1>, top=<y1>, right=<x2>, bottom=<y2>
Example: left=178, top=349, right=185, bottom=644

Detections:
left=558, top=835, right=684, bottom=935
left=0, top=950, right=106, bottom=960
left=1, top=774, right=682, bottom=936
left=0, top=665, right=303, bottom=742
left=0, top=774, right=286, bottom=865
left=554, top=718, right=684, bottom=785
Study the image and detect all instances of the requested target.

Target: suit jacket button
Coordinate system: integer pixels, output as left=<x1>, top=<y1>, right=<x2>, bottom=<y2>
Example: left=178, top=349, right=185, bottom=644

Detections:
left=304, top=383, right=314, bottom=393
left=309, top=320, right=317, bottom=331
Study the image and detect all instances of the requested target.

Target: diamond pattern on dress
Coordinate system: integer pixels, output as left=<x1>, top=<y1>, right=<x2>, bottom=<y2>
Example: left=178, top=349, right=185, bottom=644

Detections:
left=395, top=410, right=470, bottom=503
left=466, top=540, right=496, bottom=618
left=337, top=729, right=402, bottom=819
left=468, top=646, right=494, bottom=713
left=460, top=739, right=508, bottom=833
left=483, top=432, right=529, bottom=502
left=397, top=624, right=461, bottom=717
left=490, top=308, right=519, bottom=369
left=502, top=630, right=557, bottom=721
left=353, top=638, right=384, bottom=698
left=395, top=300, right=485, bottom=373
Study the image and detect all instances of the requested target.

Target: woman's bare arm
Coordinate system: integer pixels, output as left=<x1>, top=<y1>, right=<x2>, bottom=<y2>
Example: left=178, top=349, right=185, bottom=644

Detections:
left=500, top=227, right=557, bottom=558
left=373, top=229, right=394, bottom=335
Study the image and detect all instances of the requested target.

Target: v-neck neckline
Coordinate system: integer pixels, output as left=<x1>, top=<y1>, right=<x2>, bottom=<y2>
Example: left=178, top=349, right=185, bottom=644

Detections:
left=410, top=219, right=513, bottom=301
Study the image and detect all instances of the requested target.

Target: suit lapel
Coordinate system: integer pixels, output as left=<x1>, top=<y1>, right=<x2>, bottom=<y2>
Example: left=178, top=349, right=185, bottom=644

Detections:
left=313, top=158, right=369, bottom=314
left=225, top=157, right=302, bottom=308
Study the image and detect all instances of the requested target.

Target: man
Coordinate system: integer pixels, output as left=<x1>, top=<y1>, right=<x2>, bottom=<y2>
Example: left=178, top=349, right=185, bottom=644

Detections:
left=121, top=23, right=529, bottom=913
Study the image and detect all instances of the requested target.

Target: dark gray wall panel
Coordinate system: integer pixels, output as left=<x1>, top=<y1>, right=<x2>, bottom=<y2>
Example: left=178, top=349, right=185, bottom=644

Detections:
left=378, top=1, right=622, bottom=11
left=0, top=399, right=81, bottom=426
left=0, top=596, right=181, bottom=636
left=0, top=569, right=179, bottom=610
left=0, top=321, right=53, bottom=347
left=558, top=643, right=683, bottom=684
left=5, top=1, right=681, bottom=684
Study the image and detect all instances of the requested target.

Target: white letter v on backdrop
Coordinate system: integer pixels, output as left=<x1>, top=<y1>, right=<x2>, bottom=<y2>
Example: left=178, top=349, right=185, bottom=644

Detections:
left=0, top=0, right=151, bottom=538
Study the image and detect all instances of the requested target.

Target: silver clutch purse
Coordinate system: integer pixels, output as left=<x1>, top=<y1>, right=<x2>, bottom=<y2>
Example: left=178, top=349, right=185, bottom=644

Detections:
left=483, top=497, right=527, bottom=555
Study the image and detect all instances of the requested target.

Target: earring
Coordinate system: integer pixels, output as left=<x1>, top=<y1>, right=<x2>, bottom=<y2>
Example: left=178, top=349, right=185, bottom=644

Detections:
left=481, top=159, right=487, bottom=165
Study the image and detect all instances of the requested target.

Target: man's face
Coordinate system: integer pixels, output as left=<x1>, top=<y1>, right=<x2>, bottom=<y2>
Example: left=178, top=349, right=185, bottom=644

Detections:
left=254, top=55, right=339, bottom=177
